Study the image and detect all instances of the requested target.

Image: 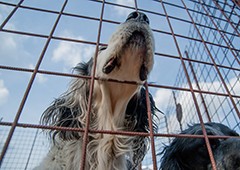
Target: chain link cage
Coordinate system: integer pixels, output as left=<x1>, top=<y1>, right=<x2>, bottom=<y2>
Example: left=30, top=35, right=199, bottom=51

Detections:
left=0, top=0, right=239, bottom=169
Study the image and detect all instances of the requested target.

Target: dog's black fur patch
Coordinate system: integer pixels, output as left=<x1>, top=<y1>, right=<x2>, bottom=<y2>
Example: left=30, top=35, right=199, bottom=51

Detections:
left=159, top=122, right=239, bottom=170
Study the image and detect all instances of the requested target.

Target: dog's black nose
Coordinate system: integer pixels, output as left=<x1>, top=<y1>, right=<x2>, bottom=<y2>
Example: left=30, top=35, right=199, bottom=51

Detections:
left=126, top=12, right=149, bottom=24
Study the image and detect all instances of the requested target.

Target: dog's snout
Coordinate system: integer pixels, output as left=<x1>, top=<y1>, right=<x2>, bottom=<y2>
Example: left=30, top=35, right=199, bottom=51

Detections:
left=126, top=12, right=149, bottom=24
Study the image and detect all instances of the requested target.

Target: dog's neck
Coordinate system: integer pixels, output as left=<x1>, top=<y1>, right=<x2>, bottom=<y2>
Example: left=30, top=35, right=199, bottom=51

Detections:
left=93, top=80, right=139, bottom=130
left=93, top=47, right=145, bottom=130
left=86, top=80, right=140, bottom=169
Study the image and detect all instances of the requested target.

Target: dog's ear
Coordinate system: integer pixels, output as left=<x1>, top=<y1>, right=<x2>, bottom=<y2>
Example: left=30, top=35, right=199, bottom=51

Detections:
left=160, top=145, right=182, bottom=170
left=211, top=138, right=240, bottom=170
left=41, top=98, right=83, bottom=140
left=41, top=58, right=93, bottom=141
left=160, top=136, right=199, bottom=170
left=124, top=88, right=159, bottom=168
left=126, top=87, right=159, bottom=133
left=160, top=124, right=212, bottom=170
left=74, top=57, right=93, bottom=76
left=206, top=122, right=239, bottom=136
left=160, top=137, right=210, bottom=170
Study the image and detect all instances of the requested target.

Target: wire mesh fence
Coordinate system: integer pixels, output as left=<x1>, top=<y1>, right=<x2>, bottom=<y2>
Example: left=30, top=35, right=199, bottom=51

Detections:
left=0, top=0, right=239, bottom=170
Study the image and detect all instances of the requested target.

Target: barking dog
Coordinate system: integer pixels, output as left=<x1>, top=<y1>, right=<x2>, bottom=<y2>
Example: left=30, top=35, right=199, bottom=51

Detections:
left=35, top=12, right=158, bottom=170
left=160, top=122, right=240, bottom=170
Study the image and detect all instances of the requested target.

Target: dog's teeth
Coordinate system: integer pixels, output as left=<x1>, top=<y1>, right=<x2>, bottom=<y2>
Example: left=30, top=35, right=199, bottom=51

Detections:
left=103, top=57, right=117, bottom=74
left=140, top=65, right=148, bottom=81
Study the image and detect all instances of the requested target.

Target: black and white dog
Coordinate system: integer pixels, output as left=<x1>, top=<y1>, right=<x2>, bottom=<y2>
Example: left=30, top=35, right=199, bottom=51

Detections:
left=35, top=12, right=159, bottom=170
left=160, top=122, right=240, bottom=170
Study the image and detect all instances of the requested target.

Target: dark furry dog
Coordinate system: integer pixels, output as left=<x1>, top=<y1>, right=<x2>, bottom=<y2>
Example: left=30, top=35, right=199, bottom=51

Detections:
left=35, top=12, right=158, bottom=170
left=160, top=122, right=240, bottom=170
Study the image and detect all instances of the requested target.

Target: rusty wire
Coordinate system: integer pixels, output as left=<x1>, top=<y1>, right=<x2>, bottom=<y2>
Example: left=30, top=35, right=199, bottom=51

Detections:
left=79, top=0, right=105, bottom=169
left=160, top=1, right=217, bottom=169
left=0, top=0, right=69, bottom=164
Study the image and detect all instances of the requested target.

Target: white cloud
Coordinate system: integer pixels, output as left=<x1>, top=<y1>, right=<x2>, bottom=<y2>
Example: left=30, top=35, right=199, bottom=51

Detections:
left=113, top=0, right=135, bottom=16
left=52, top=37, right=95, bottom=68
left=0, top=7, right=28, bottom=61
left=28, top=63, right=35, bottom=69
left=1, top=33, right=17, bottom=49
left=37, top=74, right=47, bottom=83
left=0, top=23, right=18, bottom=55
left=154, top=76, right=240, bottom=133
left=28, top=64, right=48, bottom=84
left=229, top=76, right=240, bottom=95
left=0, top=80, right=9, bottom=106
left=154, top=88, right=172, bottom=111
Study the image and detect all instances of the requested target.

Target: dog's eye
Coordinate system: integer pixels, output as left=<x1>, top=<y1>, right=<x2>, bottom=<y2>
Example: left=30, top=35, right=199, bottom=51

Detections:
left=99, top=46, right=107, bottom=51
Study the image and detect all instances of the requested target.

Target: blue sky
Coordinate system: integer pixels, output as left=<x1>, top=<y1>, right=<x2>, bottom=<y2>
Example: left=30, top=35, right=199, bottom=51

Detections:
left=1, top=0, right=238, bottom=126
left=0, top=0, right=239, bottom=169
left=0, top=1, right=184, bottom=168
left=0, top=0, right=185, bottom=124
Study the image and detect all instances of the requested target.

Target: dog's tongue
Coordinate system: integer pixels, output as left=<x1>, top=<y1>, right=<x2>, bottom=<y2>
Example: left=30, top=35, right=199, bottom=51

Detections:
left=102, top=57, right=117, bottom=74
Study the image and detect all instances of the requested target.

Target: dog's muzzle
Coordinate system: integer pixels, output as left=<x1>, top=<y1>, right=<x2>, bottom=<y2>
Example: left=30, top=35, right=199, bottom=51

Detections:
left=102, top=11, right=154, bottom=81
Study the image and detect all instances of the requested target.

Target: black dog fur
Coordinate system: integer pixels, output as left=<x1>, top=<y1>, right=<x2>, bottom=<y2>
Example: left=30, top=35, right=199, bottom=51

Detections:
left=160, top=122, right=240, bottom=170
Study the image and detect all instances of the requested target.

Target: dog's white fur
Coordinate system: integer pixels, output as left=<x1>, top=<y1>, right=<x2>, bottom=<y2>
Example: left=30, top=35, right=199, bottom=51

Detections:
left=35, top=12, right=155, bottom=170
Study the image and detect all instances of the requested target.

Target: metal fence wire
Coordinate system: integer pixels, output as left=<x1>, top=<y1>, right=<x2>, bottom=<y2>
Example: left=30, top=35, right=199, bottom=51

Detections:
left=0, top=0, right=239, bottom=170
